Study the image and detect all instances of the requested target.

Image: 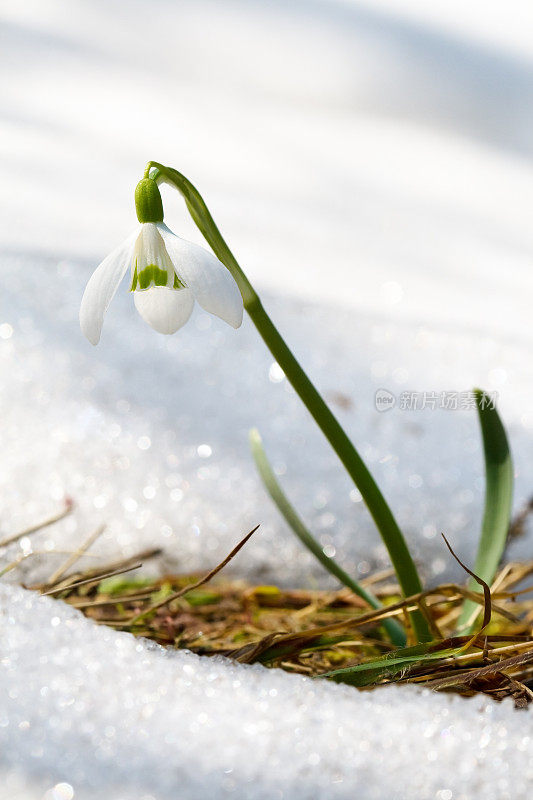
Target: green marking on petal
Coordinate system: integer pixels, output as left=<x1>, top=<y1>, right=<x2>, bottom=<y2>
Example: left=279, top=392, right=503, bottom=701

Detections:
left=139, top=265, right=168, bottom=289
left=130, top=258, right=186, bottom=292
left=130, top=264, right=173, bottom=291
left=130, top=263, right=138, bottom=291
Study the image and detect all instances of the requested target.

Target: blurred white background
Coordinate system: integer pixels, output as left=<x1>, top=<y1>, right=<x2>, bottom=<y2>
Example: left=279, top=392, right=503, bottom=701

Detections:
left=2, top=0, right=533, bottom=335
left=1, top=0, right=533, bottom=582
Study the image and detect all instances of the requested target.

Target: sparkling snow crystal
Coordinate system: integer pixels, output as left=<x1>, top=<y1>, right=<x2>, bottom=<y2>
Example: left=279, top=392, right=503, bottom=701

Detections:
left=1, top=583, right=532, bottom=800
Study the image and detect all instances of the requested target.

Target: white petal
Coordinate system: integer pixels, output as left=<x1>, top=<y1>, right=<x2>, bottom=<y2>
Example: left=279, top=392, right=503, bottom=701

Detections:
left=134, top=287, right=194, bottom=334
left=80, top=230, right=138, bottom=345
left=157, top=223, right=243, bottom=329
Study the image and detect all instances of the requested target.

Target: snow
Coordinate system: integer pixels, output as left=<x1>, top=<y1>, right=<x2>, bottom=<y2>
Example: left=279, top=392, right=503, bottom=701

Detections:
left=1, top=0, right=533, bottom=797
left=1, top=582, right=532, bottom=800
left=0, top=259, right=532, bottom=590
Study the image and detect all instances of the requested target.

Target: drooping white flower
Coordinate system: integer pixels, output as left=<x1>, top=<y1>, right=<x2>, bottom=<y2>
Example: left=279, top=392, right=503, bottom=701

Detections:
left=80, top=179, right=243, bottom=345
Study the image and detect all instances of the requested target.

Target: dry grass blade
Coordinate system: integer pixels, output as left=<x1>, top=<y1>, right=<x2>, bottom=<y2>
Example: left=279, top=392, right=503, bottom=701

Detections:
left=41, top=563, right=143, bottom=596
left=0, top=499, right=73, bottom=548
left=230, top=632, right=285, bottom=663
left=126, top=525, right=260, bottom=625
left=441, top=533, right=492, bottom=631
left=423, top=648, right=533, bottom=691
left=34, top=547, right=163, bottom=593
left=46, top=524, right=106, bottom=585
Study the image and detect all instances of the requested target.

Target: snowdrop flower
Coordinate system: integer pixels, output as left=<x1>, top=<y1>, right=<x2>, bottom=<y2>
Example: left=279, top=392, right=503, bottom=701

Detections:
left=80, top=178, right=243, bottom=344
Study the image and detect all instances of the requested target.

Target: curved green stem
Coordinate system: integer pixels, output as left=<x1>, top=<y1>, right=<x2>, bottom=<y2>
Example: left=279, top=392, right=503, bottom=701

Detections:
left=147, top=161, right=431, bottom=643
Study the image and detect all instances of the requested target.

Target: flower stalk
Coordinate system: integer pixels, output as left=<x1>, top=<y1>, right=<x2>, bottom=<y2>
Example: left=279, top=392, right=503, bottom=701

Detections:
left=146, top=161, right=431, bottom=643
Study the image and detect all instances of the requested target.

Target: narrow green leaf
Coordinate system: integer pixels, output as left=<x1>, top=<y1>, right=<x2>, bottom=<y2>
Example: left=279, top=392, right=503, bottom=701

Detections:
left=321, top=642, right=463, bottom=687
left=457, top=388, right=514, bottom=632
left=249, top=428, right=406, bottom=647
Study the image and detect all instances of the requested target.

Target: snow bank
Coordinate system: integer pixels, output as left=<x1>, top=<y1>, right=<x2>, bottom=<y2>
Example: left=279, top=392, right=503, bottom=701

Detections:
left=1, top=583, right=530, bottom=800
left=1, top=248, right=532, bottom=589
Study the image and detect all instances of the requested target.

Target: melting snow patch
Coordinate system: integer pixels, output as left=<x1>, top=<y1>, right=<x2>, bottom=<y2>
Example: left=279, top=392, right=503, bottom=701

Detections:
left=0, top=583, right=531, bottom=800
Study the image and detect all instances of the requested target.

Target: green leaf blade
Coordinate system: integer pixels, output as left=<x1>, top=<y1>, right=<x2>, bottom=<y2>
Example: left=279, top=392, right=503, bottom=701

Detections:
left=249, top=428, right=406, bottom=647
left=457, top=389, right=514, bottom=632
left=321, top=642, right=463, bottom=687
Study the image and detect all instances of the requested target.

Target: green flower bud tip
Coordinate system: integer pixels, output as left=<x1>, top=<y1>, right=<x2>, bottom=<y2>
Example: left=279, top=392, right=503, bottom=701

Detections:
left=135, top=178, right=164, bottom=223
